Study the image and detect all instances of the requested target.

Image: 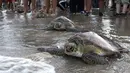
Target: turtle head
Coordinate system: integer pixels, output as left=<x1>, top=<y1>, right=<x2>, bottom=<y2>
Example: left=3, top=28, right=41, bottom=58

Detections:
left=53, top=22, right=66, bottom=30
left=64, top=43, right=83, bottom=57
left=64, top=43, right=76, bottom=52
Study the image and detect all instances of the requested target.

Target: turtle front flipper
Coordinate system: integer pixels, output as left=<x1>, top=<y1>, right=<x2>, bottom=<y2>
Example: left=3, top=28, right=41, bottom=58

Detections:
left=37, top=46, right=65, bottom=55
left=82, top=52, right=109, bottom=64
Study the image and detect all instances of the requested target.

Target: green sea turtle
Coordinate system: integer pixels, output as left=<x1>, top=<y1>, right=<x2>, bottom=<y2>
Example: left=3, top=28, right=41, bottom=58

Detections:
left=36, top=10, right=47, bottom=18
left=16, top=5, right=24, bottom=13
left=37, top=31, right=129, bottom=64
left=45, top=16, right=88, bottom=32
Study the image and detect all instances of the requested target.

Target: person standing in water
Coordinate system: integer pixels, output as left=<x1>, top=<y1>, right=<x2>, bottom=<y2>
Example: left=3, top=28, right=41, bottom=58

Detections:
left=45, top=0, right=57, bottom=15
left=84, top=0, right=92, bottom=16
left=115, top=0, right=129, bottom=16
left=98, top=0, right=104, bottom=16
left=23, top=0, right=36, bottom=18
left=84, top=0, right=105, bottom=16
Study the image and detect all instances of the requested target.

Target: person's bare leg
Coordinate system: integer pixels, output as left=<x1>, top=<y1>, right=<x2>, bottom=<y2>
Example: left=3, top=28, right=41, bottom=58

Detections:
left=12, top=0, right=15, bottom=11
left=128, top=5, right=130, bottom=14
left=8, top=2, right=11, bottom=10
left=31, top=0, right=36, bottom=12
left=84, top=0, right=86, bottom=11
left=116, top=3, right=120, bottom=14
left=85, top=0, right=92, bottom=12
left=99, top=0, right=104, bottom=16
left=99, top=0, right=104, bottom=11
left=52, top=0, right=57, bottom=14
left=84, top=0, right=92, bottom=16
left=42, top=5, right=46, bottom=12
left=23, top=0, right=28, bottom=14
left=45, top=0, right=50, bottom=13
left=31, top=0, right=36, bottom=18
left=122, top=4, right=128, bottom=14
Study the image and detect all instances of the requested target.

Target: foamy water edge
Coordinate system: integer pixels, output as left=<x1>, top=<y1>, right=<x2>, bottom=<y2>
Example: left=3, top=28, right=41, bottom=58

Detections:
left=0, top=55, right=55, bottom=73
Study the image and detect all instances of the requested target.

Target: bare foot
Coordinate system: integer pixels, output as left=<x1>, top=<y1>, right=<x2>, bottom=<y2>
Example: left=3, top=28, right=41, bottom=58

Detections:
left=31, top=11, right=36, bottom=19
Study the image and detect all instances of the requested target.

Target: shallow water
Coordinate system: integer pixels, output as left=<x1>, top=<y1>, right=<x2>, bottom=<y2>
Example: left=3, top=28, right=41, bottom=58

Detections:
left=0, top=10, right=130, bottom=73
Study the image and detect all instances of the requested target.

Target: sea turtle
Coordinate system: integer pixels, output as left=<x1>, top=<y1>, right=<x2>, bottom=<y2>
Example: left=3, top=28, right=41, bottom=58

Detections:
left=35, top=10, right=47, bottom=18
left=37, top=31, right=129, bottom=64
left=45, top=16, right=88, bottom=32
left=16, top=5, right=24, bottom=13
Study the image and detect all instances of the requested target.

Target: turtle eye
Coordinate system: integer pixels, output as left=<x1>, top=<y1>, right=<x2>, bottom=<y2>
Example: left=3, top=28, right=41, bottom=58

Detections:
left=69, top=46, right=74, bottom=51
left=66, top=46, right=74, bottom=52
left=65, top=43, right=76, bottom=52
left=54, top=23, right=61, bottom=28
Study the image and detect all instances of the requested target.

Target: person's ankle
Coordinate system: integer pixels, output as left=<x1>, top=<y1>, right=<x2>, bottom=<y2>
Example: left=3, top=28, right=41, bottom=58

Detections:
left=85, top=11, right=90, bottom=16
left=114, top=13, right=121, bottom=16
left=121, top=12, right=127, bottom=15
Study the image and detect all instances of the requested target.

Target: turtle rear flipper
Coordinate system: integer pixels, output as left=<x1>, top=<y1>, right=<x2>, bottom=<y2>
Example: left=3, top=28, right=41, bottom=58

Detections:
left=82, top=52, right=109, bottom=64
left=37, top=46, right=65, bottom=55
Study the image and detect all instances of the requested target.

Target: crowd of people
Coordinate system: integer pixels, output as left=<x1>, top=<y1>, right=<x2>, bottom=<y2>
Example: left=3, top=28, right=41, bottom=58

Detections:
left=0, top=0, right=129, bottom=18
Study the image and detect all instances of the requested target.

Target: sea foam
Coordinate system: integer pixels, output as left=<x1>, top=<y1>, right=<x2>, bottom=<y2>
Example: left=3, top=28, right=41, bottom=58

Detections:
left=0, top=55, right=55, bottom=73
